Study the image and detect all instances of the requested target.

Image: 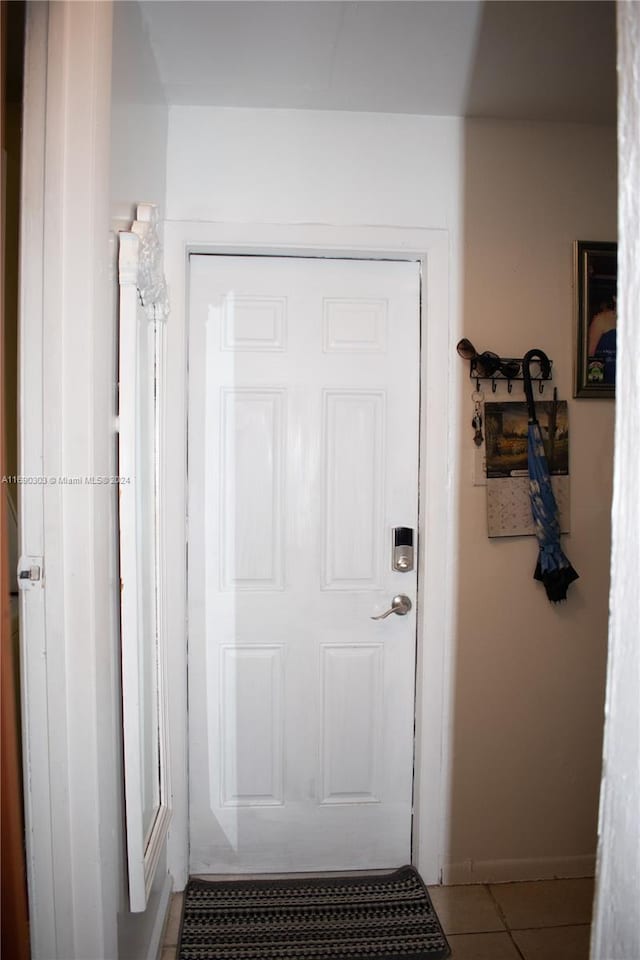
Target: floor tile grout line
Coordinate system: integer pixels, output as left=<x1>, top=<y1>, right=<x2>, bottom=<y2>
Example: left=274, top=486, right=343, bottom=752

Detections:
left=509, top=921, right=593, bottom=933
left=507, top=935, right=528, bottom=960
left=484, top=883, right=527, bottom=960
left=484, top=883, right=512, bottom=932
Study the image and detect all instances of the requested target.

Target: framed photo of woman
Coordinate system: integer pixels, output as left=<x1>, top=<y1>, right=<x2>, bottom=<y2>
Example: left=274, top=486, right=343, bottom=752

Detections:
left=574, top=240, right=617, bottom=398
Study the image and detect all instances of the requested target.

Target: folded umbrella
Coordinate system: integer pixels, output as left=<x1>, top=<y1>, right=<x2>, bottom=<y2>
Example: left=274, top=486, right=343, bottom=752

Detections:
left=523, top=350, right=579, bottom=603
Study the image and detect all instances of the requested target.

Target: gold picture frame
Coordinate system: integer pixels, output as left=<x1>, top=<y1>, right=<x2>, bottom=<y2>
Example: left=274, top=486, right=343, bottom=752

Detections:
left=574, top=240, right=617, bottom=398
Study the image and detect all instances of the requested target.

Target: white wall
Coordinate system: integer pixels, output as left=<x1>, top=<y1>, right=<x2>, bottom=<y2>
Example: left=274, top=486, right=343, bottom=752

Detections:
left=166, top=106, right=463, bottom=228
left=165, top=106, right=463, bottom=885
left=23, top=5, right=170, bottom=955
left=111, top=0, right=168, bottom=224
left=165, top=105, right=616, bottom=883
left=110, top=3, right=171, bottom=956
left=591, top=3, right=640, bottom=956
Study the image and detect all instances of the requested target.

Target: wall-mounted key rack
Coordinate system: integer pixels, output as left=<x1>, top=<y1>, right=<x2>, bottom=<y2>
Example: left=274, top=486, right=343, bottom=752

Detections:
left=469, top=355, right=553, bottom=394
left=456, top=339, right=553, bottom=394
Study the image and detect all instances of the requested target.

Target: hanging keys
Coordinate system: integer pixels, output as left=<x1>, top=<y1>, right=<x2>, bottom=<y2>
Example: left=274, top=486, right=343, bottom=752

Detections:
left=471, top=392, right=484, bottom=446
left=472, top=410, right=484, bottom=446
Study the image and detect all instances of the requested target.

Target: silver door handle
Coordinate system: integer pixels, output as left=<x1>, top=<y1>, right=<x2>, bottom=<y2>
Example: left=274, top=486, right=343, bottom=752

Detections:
left=371, top=595, right=412, bottom=620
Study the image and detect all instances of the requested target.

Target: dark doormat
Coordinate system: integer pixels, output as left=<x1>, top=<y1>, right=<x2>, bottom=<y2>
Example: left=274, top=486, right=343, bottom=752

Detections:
left=177, top=865, right=450, bottom=960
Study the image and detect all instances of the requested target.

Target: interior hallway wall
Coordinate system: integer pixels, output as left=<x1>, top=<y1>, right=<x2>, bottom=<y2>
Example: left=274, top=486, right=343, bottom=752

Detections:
left=165, top=106, right=463, bottom=228
left=449, top=119, right=616, bottom=882
left=110, top=2, right=170, bottom=956
left=111, top=0, right=168, bottom=225
left=165, top=105, right=616, bottom=882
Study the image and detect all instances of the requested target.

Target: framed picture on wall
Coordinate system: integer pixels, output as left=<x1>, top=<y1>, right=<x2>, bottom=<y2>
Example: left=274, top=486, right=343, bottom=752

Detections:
left=574, top=240, right=617, bottom=398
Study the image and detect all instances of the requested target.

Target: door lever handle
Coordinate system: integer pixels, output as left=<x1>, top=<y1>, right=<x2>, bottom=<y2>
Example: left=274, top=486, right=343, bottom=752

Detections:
left=371, top=595, right=412, bottom=620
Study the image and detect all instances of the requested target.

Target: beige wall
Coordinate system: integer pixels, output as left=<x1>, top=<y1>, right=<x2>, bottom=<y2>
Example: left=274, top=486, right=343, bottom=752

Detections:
left=448, top=119, right=616, bottom=881
left=165, top=106, right=617, bottom=882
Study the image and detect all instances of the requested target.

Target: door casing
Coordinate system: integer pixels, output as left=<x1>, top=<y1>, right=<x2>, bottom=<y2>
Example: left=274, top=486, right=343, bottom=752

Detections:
left=162, top=220, right=455, bottom=889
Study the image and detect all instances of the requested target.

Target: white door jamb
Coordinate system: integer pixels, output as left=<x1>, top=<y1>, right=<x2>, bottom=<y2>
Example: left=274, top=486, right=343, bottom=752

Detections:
left=19, top=3, right=118, bottom=957
left=162, top=220, right=456, bottom=889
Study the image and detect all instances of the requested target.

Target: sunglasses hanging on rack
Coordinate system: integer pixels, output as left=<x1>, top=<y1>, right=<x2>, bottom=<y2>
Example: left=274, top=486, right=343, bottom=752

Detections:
left=456, top=338, right=552, bottom=394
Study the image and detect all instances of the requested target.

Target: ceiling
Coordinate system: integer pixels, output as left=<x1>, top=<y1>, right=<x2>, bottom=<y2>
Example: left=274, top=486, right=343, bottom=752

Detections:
left=138, top=0, right=616, bottom=123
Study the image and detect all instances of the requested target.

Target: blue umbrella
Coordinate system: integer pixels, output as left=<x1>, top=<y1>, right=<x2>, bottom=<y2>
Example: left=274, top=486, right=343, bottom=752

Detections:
left=523, top=350, right=579, bottom=603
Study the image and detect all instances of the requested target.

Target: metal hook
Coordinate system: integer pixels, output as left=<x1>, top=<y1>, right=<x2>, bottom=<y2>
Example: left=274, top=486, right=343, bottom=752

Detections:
left=539, top=380, right=545, bottom=394
left=491, top=379, right=497, bottom=393
left=476, top=377, right=480, bottom=392
left=507, top=380, right=513, bottom=394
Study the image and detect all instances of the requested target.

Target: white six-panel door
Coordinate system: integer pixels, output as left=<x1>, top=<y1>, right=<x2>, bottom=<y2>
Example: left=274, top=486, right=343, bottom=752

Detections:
left=188, top=255, right=420, bottom=873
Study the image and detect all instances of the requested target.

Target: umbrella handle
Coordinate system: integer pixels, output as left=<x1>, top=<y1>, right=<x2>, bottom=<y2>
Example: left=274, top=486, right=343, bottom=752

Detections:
left=522, top=349, right=551, bottom=421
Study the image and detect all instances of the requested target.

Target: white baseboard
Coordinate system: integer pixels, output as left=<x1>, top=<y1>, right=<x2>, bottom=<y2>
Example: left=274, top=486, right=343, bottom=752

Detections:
left=441, top=854, right=596, bottom=885
left=149, top=873, right=173, bottom=960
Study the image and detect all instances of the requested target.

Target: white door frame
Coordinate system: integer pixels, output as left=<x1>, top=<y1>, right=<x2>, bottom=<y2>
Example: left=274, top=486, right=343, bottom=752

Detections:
left=163, top=220, right=456, bottom=888
left=19, top=3, right=120, bottom=957
left=18, top=4, right=54, bottom=951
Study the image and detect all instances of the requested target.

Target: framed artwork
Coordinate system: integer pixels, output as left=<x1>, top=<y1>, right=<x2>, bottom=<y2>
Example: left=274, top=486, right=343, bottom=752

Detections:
left=484, top=400, right=571, bottom=538
left=574, top=240, right=617, bottom=398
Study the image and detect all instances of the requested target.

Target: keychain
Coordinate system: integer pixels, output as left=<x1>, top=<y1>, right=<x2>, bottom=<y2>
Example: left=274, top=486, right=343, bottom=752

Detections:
left=471, top=390, right=484, bottom=447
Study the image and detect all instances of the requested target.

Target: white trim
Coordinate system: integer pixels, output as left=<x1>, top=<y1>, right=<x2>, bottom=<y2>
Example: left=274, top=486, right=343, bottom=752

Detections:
left=163, top=220, right=455, bottom=888
left=118, top=204, right=172, bottom=912
left=19, top=3, right=117, bottom=956
left=147, top=873, right=173, bottom=960
left=18, top=5, right=55, bottom=954
left=443, top=854, right=596, bottom=885
left=591, top=4, right=640, bottom=956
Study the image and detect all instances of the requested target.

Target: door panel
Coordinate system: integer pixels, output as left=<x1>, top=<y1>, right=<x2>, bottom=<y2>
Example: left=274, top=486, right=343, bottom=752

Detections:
left=188, top=255, right=420, bottom=873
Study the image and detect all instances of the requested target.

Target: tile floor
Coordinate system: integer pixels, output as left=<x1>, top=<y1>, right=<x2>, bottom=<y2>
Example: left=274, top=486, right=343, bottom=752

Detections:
left=428, top=878, right=594, bottom=959
left=161, top=876, right=595, bottom=960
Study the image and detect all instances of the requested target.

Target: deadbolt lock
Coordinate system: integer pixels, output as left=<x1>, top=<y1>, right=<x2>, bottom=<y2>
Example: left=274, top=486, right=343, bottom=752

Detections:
left=392, top=527, right=414, bottom=573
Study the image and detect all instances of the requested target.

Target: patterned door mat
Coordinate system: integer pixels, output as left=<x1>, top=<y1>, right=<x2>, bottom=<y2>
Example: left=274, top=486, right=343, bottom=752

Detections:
left=177, top=865, right=450, bottom=960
